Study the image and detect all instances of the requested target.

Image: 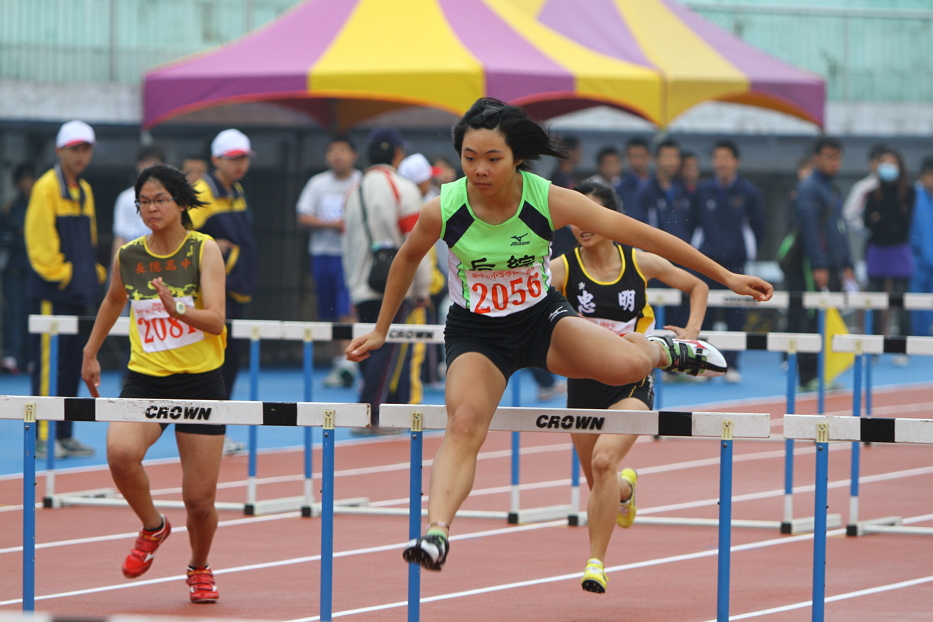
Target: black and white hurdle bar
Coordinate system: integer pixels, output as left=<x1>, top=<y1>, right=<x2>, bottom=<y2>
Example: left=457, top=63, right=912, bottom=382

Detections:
left=28, top=312, right=834, bottom=531
left=2, top=395, right=369, bottom=622
left=783, top=414, right=933, bottom=622
left=378, top=404, right=772, bottom=622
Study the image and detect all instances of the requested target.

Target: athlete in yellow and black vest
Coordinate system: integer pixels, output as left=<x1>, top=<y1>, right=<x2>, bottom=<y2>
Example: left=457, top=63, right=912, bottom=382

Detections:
left=81, top=165, right=227, bottom=604
left=551, top=180, right=710, bottom=594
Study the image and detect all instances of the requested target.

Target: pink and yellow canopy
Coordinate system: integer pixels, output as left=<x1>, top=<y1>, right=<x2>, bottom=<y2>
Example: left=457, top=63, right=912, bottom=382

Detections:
left=144, top=0, right=663, bottom=128
left=143, top=0, right=824, bottom=129
left=518, top=0, right=825, bottom=126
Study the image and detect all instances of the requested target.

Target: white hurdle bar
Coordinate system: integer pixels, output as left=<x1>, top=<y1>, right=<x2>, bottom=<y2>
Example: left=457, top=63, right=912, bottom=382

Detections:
left=2, top=395, right=369, bottom=621
left=783, top=415, right=933, bottom=622
left=380, top=404, right=771, bottom=622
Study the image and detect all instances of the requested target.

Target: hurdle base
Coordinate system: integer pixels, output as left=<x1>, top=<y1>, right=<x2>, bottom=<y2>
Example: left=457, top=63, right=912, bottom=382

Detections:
left=245, top=496, right=370, bottom=517
left=846, top=516, right=933, bottom=537
left=508, top=504, right=574, bottom=525
left=52, top=494, right=243, bottom=512
left=566, top=514, right=842, bottom=531
left=779, top=514, right=843, bottom=534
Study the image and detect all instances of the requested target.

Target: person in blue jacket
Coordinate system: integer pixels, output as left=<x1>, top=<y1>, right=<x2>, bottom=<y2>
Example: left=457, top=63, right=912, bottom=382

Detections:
left=786, top=137, right=854, bottom=389
left=692, top=140, right=766, bottom=383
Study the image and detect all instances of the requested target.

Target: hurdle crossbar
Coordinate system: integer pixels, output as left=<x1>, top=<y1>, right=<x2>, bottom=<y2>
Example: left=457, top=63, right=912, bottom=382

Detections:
left=784, top=415, right=933, bottom=622
left=381, top=405, right=770, bottom=622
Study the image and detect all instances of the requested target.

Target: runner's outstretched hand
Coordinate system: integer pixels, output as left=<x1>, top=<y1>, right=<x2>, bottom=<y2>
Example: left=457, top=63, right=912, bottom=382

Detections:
left=725, top=273, right=773, bottom=302
left=346, top=331, right=386, bottom=363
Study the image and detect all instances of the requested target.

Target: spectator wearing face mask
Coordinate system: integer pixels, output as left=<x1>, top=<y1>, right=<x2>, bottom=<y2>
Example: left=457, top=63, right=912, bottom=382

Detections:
left=864, top=148, right=915, bottom=354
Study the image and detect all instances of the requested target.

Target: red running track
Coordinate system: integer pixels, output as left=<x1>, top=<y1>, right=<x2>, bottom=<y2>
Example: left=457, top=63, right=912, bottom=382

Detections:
left=1, top=384, right=932, bottom=621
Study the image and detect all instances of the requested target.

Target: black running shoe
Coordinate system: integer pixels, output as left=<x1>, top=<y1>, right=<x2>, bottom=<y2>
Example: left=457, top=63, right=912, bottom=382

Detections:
left=648, top=335, right=727, bottom=377
left=403, top=533, right=449, bottom=571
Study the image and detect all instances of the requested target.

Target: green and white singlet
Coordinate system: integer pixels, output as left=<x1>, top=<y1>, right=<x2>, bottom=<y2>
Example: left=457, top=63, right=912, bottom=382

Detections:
left=440, top=171, right=554, bottom=317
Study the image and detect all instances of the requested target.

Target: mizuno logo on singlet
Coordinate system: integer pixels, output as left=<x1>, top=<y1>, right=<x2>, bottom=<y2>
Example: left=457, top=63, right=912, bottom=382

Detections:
left=510, top=233, right=530, bottom=246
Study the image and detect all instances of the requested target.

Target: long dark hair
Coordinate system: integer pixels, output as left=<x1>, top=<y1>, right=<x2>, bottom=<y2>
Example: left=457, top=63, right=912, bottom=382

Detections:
left=452, top=98, right=568, bottom=171
left=135, top=164, right=207, bottom=230
left=873, top=148, right=910, bottom=202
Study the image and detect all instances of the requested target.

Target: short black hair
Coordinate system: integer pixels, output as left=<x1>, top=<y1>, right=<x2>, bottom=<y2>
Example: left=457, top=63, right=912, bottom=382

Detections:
left=625, top=137, right=649, bottom=152
left=596, top=146, right=620, bottom=166
left=712, top=139, right=739, bottom=159
left=136, top=145, right=165, bottom=165
left=868, top=143, right=889, bottom=162
left=921, top=157, right=933, bottom=176
left=327, top=134, right=356, bottom=152
left=135, top=164, right=208, bottom=230
left=813, top=136, right=843, bottom=155
left=655, top=138, right=680, bottom=157
left=13, top=162, right=35, bottom=183
left=183, top=155, right=207, bottom=163
left=575, top=179, right=622, bottom=213
left=681, top=150, right=698, bottom=161
left=452, top=98, right=568, bottom=171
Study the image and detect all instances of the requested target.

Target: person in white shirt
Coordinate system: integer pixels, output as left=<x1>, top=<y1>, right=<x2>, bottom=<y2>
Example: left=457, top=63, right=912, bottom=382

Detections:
left=112, top=146, right=165, bottom=257
left=843, top=144, right=887, bottom=272
left=296, top=135, right=362, bottom=387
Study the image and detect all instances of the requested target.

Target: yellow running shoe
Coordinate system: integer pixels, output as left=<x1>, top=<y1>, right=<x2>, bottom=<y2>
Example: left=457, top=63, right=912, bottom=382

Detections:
left=616, top=468, right=638, bottom=528
left=581, top=558, right=607, bottom=594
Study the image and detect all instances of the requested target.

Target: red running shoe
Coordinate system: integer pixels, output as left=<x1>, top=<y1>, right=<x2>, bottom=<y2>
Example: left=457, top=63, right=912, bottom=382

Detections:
left=186, top=566, right=219, bottom=603
left=122, top=516, right=171, bottom=578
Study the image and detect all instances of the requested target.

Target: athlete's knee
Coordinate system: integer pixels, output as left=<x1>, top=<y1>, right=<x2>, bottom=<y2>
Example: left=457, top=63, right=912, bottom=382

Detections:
left=445, top=406, right=490, bottom=448
left=107, top=442, right=145, bottom=472
left=590, top=450, right=617, bottom=481
left=183, top=494, right=216, bottom=522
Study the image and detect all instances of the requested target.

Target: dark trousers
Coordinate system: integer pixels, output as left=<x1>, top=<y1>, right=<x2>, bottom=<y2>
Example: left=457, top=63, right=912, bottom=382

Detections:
left=222, top=297, right=246, bottom=400
left=700, top=261, right=746, bottom=370
left=29, top=299, right=89, bottom=440
left=357, top=299, right=414, bottom=427
left=868, top=276, right=911, bottom=336
left=3, top=268, right=30, bottom=366
left=786, top=268, right=841, bottom=386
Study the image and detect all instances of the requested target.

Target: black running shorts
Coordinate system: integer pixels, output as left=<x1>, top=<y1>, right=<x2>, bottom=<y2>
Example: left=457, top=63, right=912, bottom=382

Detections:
left=120, top=368, right=227, bottom=436
left=445, top=288, right=577, bottom=382
left=567, top=374, right=655, bottom=411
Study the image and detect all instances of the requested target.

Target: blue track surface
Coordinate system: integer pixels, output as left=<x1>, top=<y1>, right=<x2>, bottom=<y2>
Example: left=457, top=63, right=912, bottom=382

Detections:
left=2, top=350, right=931, bottom=476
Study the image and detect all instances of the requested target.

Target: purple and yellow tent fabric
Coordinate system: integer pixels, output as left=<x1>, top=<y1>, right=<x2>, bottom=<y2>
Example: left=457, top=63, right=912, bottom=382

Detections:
left=143, top=0, right=664, bottom=129
left=518, top=0, right=825, bottom=126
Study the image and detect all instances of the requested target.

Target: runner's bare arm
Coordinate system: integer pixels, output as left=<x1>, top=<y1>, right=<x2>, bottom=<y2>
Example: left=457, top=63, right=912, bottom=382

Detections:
left=548, top=185, right=773, bottom=302
left=635, top=250, right=708, bottom=339
left=154, top=239, right=226, bottom=335
left=346, top=198, right=443, bottom=362
left=82, top=253, right=130, bottom=397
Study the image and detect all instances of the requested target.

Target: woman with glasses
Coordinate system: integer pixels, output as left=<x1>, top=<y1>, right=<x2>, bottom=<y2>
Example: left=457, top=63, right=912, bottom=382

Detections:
left=81, top=164, right=227, bottom=603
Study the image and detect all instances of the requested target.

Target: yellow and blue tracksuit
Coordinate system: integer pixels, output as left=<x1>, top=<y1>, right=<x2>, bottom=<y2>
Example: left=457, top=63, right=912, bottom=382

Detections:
left=191, top=172, right=257, bottom=399
left=25, top=165, right=106, bottom=440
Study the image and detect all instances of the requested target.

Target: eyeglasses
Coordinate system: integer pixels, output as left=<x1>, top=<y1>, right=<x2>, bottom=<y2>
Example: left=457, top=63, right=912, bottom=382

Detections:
left=135, top=197, right=176, bottom=209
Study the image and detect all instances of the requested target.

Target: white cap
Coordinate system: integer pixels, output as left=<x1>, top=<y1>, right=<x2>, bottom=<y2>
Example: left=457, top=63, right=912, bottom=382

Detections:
left=211, top=129, right=255, bottom=159
left=398, top=153, right=441, bottom=185
left=56, top=120, right=96, bottom=149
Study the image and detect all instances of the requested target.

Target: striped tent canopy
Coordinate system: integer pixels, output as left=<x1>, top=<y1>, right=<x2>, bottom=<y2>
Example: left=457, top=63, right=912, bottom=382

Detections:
left=143, top=0, right=665, bottom=129
left=516, top=0, right=825, bottom=126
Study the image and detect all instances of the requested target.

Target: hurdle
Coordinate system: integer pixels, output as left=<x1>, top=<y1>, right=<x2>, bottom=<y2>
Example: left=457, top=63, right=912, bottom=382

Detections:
left=831, top=331, right=933, bottom=537
left=379, top=404, right=770, bottom=622
left=26, top=315, right=373, bottom=517
left=1, top=395, right=369, bottom=619
left=783, top=414, right=933, bottom=622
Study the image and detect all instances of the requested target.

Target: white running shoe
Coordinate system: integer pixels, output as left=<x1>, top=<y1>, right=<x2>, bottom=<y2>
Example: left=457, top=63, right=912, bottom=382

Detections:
left=648, top=335, right=727, bottom=377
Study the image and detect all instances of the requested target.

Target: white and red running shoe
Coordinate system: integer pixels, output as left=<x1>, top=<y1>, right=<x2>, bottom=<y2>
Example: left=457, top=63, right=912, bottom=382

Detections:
left=122, top=515, right=171, bottom=578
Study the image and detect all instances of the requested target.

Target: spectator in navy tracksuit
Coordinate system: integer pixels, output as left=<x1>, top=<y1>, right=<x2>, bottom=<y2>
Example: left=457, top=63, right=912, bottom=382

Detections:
left=631, top=138, right=695, bottom=327
left=786, top=137, right=854, bottom=388
left=693, top=140, right=766, bottom=382
left=614, top=137, right=652, bottom=213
